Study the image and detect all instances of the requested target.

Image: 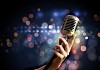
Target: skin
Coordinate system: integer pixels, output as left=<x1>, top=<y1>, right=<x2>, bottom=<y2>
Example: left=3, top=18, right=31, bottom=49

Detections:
left=35, top=35, right=75, bottom=70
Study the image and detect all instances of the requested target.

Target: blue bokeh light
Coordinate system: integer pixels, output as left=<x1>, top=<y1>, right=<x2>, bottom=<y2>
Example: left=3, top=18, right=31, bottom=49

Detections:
left=53, top=12, right=58, bottom=17
left=74, top=11, right=80, bottom=16
left=37, top=12, right=43, bottom=18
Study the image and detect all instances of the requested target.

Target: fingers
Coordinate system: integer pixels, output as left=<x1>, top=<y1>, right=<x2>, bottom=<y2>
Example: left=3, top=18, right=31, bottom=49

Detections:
left=55, top=34, right=76, bottom=59
left=59, top=37, right=70, bottom=53
left=54, top=50, right=64, bottom=59
left=55, top=45, right=67, bottom=57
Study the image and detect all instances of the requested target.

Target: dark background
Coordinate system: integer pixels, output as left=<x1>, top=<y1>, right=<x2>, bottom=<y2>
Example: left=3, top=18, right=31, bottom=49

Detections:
left=0, top=0, right=100, bottom=34
left=0, top=0, right=100, bottom=70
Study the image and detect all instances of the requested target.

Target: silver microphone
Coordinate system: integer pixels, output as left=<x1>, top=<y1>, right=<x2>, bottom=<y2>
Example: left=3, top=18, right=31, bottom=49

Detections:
left=43, top=15, right=80, bottom=70
left=61, top=15, right=80, bottom=41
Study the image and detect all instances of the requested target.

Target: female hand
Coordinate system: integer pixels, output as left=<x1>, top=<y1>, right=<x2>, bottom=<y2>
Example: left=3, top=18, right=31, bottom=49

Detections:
left=48, top=35, right=75, bottom=70
left=35, top=35, right=75, bottom=70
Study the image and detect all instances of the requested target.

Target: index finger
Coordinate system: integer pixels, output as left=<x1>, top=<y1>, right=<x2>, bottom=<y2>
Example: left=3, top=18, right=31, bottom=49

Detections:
left=59, top=37, right=70, bottom=53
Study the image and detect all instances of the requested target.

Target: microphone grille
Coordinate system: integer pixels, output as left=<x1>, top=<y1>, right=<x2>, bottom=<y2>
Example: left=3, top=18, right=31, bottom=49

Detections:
left=61, top=15, right=80, bottom=36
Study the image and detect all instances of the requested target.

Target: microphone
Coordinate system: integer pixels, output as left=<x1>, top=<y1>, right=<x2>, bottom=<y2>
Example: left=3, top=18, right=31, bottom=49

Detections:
left=61, top=15, right=80, bottom=41
left=43, top=15, right=80, bottom=70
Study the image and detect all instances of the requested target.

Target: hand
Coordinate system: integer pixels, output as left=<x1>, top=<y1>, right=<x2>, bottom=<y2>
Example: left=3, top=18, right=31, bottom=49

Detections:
left=48, top=35, right=75, bottom=70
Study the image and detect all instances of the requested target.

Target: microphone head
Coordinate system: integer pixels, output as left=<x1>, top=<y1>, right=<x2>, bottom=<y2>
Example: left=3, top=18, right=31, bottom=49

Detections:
left=61, top=15, right=80, bottom=37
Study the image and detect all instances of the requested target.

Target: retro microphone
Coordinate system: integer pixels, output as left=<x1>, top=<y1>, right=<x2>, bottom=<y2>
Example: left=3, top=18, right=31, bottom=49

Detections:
left=43, top=15, right=80, bottom=70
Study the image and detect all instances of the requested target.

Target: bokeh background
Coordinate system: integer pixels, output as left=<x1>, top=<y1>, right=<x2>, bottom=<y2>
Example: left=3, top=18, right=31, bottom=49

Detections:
left=0, top=0, right=100, bottom=70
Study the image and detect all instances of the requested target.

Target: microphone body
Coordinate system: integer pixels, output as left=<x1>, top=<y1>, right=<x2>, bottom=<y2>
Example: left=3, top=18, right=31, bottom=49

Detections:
left=43, top=15, right=80, bottom=70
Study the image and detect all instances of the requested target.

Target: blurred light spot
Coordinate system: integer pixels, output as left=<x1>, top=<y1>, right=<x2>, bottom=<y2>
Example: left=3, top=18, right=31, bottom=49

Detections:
left=68, top=62, right=78, bottom=70
left=73, top=60, right=78, bottom=64
left=72, top=49, right=77, bottom=54
left=22, top=17, right=28, bottom=23
left=97, top=32, right=100, bottom=37
left=94, top=14, right=100, bottom=21
left=6, top=39, right=10, bottom=43
left=27, top=35, right=32, bottom=42
left=49, top=25, right=53, bottom=29
left=26, top=21, right=30, bottom=25
left=39, top=51, right=45, bottom=57
left=57, top=26, right=60, bottom=29
left=49, top=30, right=52, bottom=33
left=29, top=13, right=34, bottom=18
left=37, top=8, right=41, bottom=11
left=27, top=27, right=31, bottom=33
left=14, top=32, right=18, bottom=37
left=57, top=29, right=60, bottom=33
left=83, top=32, right=86, bottom=36
left=32, top=26, right=35, bottom=28
left=52, top=23, right=55, bottom=28
left=77, top=26, right=80, bottom=29
left=89, top=31, right=93, bottom=35
left=75, top=38, right=80, bottom=44
left=53, top=12, right=58, bottom=17
left=50, top=18, right=54, bottom=22
left=81, top=30, right=85, bottom=33
left=74, top=11, right=80, bottom=16
left=34, top=32, right=39, bottom=37
left=47, top=38, right=53, bottom=44
left=81, top=45, right=86, bottom=52
left=61, top=10, right=67, bottom=16
left=44, top=30, right=47, bottom=33
left=76, top=30, right=81, bottom=35
left=36, top=29, right=39, bottom=33
left=41, top=36, right=47, bottom=42
left=81, top=26, right=85, bottom=29
left=40, top=30, right=43, bottom=33
left=7, top=42, right=12, bottom=47
left=88, top=53, right=97, bottom=61
left=28, top=42, right=34, bottom=48
left=74, top=55, right=79, bottom=60
left=52, top=29, right=56, bottom=33
left=20, top=30, right=23, bottom=33
left=66, top=60, right=71, bottom=64
left=37, top=12, right=43, bottom=18
left=85, top=36, right=88, bottom=40
left=42, top=22, right=48, bottom=29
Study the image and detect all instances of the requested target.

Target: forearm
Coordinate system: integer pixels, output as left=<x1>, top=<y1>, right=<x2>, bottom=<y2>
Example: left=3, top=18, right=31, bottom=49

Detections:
left=34, top=65, right=46, bottom=70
